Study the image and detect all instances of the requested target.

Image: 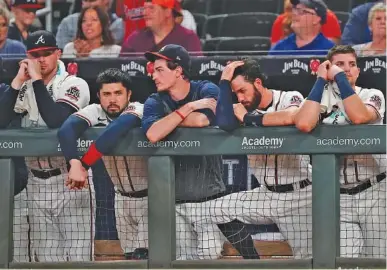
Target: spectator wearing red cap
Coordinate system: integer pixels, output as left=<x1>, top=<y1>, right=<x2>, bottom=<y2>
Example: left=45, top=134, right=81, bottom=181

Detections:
left=7, top=0, right=43, bottom=44
left=120, top=0, right=202, bottom=55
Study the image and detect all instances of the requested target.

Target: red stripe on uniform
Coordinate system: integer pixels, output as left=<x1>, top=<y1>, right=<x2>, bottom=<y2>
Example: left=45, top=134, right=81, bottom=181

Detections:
left=74, top=114, right=92, bottom=126
left=57, top=98, right=79, bottom=110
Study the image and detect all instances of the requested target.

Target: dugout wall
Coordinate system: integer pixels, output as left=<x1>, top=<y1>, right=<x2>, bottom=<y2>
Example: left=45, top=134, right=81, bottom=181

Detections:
left=0, top=125, right=385, bottom=269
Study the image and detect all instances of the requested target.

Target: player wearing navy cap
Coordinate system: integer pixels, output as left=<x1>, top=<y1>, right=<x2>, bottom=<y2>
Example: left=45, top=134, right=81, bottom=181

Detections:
left=142, top=44, right=226, bottom=259
left=0, top=30, right=91, bottom=262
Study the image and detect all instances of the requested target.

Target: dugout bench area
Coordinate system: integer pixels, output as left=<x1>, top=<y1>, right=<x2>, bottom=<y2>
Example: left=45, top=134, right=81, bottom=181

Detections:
left=0, top=55, right=386, bottom=269
left=0, top=126, right=385, bottom=269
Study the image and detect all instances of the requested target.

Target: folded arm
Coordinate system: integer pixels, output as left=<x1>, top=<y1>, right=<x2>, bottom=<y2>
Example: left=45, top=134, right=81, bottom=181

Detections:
left=33, top=80, right=77, bottom=128
left=81, top=113, right=141, bottom=169
left=294, top=77, right=327, bottom=133
left=334, top=72, right=379, bottom=124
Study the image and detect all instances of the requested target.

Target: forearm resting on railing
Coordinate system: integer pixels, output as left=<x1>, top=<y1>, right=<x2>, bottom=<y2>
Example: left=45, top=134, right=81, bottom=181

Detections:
left=146, top=103, right=194, bottom=143
left=262, top=107, right=299, bottom=126
left=179, top=112, right=210, bottom=127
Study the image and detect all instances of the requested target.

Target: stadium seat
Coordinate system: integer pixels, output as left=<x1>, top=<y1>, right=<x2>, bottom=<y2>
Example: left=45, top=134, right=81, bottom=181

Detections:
left=182, top=0, right=210, bottom=14
left=203, top=14, right=228, bottom=38
left=220, top=0, right=282, bottom=14
left=335, top=11, right=350, bottom=32
left=325, top=0, right=352, bottom=12
left=182, top=0, right=223, bottom=15
left=203, top=37, right=232, bottom=51
left=217, top=36, right=271, bottom=53
left=218, top=12, right=278, bottom=38
left=351, top=0, right=379, bottom=10
left=192, top=13, right=208, bottom=38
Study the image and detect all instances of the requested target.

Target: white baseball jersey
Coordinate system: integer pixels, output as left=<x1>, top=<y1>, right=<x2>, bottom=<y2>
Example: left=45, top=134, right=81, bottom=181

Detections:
left=320, top=86, right=386, bottom=187
left=74, top=102, right=148, bottom=192
left=14, top=61, right=90, bottom=170
left=248, top=90, right=311, bottom=186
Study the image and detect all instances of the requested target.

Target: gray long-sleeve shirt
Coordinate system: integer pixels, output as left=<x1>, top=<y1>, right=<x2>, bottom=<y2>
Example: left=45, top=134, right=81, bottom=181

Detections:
left=55, top=12, right=124, bottom=49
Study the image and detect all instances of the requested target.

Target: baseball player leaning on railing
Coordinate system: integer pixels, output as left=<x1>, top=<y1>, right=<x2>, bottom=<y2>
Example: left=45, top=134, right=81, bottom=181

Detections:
left=0, top=30, right=92, bottom=262
left=295, top=45, right=386, bottom=258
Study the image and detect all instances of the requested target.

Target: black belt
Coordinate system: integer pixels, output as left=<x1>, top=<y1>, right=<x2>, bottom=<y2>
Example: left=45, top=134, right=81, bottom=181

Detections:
left=30, top=168, right=62, bottom=179
left=176, top=191, right=228, bottom=204
left=117, top=189, right=148, bottom=198
left=340, top=172, right=385, bottom=195
left=266, top=179, right=312, bottom=193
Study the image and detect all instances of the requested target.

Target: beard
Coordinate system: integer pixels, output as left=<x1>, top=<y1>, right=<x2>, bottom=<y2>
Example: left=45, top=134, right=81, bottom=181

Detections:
left=102, top=101, right=129, bottom=119
left=242, top=86, right=262, bottom=112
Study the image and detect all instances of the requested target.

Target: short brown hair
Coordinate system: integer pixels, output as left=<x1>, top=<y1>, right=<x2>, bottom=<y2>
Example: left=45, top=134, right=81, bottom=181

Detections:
left=326, top=45, right=357, bottom=62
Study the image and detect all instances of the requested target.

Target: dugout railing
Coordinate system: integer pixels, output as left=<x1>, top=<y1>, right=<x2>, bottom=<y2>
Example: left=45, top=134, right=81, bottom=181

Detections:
left=0, top=125, right=385, bottom=269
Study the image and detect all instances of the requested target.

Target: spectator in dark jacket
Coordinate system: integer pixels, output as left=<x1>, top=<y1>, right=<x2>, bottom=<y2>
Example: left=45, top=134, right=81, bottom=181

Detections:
left=0, top=6, right=26, bottom=57
left=7, top=0, right=43, bottom=44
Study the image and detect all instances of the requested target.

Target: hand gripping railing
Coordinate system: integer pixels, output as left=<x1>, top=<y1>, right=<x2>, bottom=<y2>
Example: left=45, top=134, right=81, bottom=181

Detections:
left=0, top=125, right=385, bottom=269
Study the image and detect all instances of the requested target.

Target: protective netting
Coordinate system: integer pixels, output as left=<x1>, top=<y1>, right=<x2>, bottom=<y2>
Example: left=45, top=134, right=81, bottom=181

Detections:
left=12, top=153, right=385, bottom=261
left=13, top=166, right=95, bottom=262
left=339, top=154, right=386, bottom=258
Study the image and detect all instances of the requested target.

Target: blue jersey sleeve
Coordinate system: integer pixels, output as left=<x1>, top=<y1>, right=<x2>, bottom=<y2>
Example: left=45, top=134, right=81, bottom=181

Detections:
left=196, top=81, right=220, bottom=125
left=216, top=80, right=239, bottom=131
left=57, top=115, right=90, bottom=162
left=95, top=113, right=141, bottom=154
left=141, top=95, right=166, bottom=133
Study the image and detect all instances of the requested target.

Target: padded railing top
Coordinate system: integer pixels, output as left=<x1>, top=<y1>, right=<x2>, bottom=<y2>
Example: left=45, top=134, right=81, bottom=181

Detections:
left=0, top=125, right=385, bottom=156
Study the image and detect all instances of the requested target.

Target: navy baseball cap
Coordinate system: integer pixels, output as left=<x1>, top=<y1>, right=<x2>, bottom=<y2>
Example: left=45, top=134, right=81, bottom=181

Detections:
left=12, top=0, right=44, bottom=9
left=144, top=44, right=191, bottom=75
left=25, top=30, right=59, bottom=53
left=291, top=0, right=327, bottom=24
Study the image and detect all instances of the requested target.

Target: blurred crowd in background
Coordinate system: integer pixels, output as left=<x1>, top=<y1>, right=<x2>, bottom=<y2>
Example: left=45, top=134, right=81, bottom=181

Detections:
left=0, top=0, right=385, bottom=58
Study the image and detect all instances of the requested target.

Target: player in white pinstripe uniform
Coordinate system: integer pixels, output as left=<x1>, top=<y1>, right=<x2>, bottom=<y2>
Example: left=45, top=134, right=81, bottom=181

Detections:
left=58, top=68, right=148, bottom=258
left=0, top=30, right=92, bottom=261
left=295, top=45, right=386, bottom=257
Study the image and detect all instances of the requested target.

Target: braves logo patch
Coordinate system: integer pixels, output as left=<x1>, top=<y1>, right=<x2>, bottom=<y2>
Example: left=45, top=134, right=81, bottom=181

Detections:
left=289, top=95, right=302, bottom=105
left=123, top=104, right=139, bottom=116
left=369, top=95, right=382, bottom=110
left=65, top=86, right=80, bottom=101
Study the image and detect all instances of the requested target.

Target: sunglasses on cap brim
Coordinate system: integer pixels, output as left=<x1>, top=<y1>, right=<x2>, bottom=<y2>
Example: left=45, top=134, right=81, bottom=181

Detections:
left=21, top=8, right=38, bottom=13
left=28, top=48, right=58, bottom=58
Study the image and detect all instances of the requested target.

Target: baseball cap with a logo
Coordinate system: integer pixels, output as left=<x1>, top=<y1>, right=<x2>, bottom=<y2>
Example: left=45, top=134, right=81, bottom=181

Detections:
left=25, top=30, right=59, bottom=53
left=290, top=0, right=327, bottom=24
left=12, top=0, right=44, bottom=9
left=145, top=44, right=191, bottom=75
left=149, top=0, right=182, bottom=16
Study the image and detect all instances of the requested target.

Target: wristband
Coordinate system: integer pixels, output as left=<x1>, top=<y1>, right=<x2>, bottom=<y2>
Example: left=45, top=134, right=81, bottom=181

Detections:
left=243, top=113, right=264, bottom=126
left=307, top=77, right=326, bottom=103
left=175, top=110, right=185, bottom=120
left=81, top=143, right=103, bottom=168
left=334, top=72, right=355, bottom=100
